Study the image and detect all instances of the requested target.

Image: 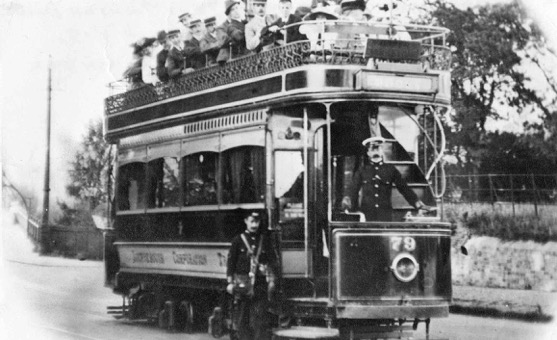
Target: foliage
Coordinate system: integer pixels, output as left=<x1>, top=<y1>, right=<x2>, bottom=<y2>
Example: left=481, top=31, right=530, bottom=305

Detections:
left=445, top=203, right=557, bottom=243
left=430, top=0, right=557, bottom=174
left=65, top=120, right=113, bottom=210
left=56, top=200, right=96, bottom=229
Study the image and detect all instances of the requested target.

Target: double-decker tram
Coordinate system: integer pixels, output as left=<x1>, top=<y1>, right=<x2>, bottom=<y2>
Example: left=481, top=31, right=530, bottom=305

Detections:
left=104, top=18, right=452, bottom=340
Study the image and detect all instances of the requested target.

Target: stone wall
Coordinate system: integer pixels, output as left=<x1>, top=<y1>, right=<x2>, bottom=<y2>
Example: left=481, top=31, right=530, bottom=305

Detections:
left=452, top=236, right=557, bottom=292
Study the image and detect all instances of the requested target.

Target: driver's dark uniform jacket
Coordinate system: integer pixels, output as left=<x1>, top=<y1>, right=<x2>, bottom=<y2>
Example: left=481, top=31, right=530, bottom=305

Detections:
left=227, top=231, right=277, bottom=286
left=226, top=230, right=277, bottom=340
left=348, top=161, right=419, bottom=221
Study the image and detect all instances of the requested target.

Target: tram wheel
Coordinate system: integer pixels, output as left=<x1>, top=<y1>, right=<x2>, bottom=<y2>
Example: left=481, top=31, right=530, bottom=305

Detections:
left=179, top=300, right=195, bottom=333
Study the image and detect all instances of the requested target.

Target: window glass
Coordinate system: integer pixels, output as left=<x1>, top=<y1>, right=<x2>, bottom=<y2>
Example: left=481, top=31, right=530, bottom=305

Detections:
left=147, top=157, right=180, bottom=208
left=182, top=152, right=218, bottom=206
left=117, top=162, right=146, bottom=211
left=222, top=146, right=265, bottom=204
left=378, top=106, right=420, bottom=160
left=275, top=151, right=305, bottom=241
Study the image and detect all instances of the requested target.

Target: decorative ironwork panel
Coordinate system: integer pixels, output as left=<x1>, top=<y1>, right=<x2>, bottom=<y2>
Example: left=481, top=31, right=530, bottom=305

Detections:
left=106, top=40, right=451, bottom=116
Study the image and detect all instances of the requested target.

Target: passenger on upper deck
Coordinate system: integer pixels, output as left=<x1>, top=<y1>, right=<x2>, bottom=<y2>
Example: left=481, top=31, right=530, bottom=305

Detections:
left=299, top=5, right=339, bottom=52
left=165, top=29, right=191, bottom=79
left=200, top=17, right=221, bottom=66
left=178, top=12, right=193, bottom=42
left=245, top=0, right=277, bottom=52
left=339, top=0, right=370, bottom=21
left=184, top=19, right=207, bottom=70
left=155, top=30, right=170, bottom=82
left=216, top=0, right=248, bottom=65
left=140, top=37, right=159, bottom=85
left=262, top=0, right=305, bottom=46
left=122, top=40, right=144, bottom=88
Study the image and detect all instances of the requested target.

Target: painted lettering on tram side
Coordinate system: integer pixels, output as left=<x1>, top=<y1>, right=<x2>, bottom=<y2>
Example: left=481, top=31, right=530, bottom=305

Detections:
left=172, top=251, right=208, bottom=266
left=132, top=251, right=165, bottom=264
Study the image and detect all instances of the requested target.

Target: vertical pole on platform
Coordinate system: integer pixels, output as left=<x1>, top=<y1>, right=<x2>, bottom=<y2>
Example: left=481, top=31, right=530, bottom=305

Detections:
left=531, top=173, right=539, bottom=218
left=510, top=174, right=515, bottom=217
left=40, top=57, right=52, bottom=255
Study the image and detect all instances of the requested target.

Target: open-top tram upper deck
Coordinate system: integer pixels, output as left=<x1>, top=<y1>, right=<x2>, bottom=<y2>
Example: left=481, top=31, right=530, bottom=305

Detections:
left=104, top=21, right=451, bottom=142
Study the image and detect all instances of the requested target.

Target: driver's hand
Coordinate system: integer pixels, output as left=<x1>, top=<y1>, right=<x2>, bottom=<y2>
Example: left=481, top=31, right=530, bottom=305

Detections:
left=341, top=196, right=352, bottom=210
left=226, top=283, right=234, bottom=295
left=416, top=201, right=435, bottom=212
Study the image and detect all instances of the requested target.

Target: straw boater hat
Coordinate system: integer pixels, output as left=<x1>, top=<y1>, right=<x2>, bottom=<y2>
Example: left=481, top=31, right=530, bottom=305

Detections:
left=303, top=5, right=339, bottom=21
left=178, top=12, right=191, bottom=22
left=362, top=136, right=386, bottom=147
left=340, top=0, right=366, bottom=11
left=189, top=19, right=202, bottom=28
left=204, top=17, right=217, bottom=26
left=167, top=29, right=181, bottom=38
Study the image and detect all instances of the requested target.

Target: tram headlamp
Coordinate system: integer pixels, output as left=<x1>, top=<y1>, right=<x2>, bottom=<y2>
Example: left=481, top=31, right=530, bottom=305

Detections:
left=390, top=253, right=419, bottom=282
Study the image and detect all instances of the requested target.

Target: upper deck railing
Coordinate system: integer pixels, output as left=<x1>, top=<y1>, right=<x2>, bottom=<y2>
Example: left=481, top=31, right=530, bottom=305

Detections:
left=105, top=21, right=451, bottom=115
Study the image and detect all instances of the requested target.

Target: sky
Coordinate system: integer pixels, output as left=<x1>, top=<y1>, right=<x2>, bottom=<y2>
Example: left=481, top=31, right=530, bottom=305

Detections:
left=1, top=0, right=556, bottom=215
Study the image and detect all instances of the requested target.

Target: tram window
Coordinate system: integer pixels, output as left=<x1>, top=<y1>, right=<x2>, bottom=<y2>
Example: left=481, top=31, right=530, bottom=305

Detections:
left=117, top=162, right=147, bottom=211
left=182, top=152, right=218, bottom=206
left=147, top=157, right=180, bottom=208
left=378, top=106, right=420, bottom=161
left=221, top=146, right=265, bottom=204
left=275, top=151, right=305, bottom=240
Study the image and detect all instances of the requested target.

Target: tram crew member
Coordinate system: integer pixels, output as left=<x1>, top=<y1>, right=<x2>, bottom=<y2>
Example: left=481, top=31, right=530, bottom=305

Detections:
left=155, top=30, right=170, bottom=82
left=165, top=29, right=192, bottom=79
left=342, top=136, right=427, bottom=221
left=200, top=17, right=221, bottom=66
left=184, top=19, right=207, bottom=70
left=226, top=211, right=278, bottom=340
left=216, top=0, right=248, bottom=65
left=245, top=0, right=277, bottom=52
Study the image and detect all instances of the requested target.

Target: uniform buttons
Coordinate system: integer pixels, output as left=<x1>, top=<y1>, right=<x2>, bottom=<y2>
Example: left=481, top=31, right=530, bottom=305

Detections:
left=375, top=204, right=379, bottom=208
left=374, top=184, right=378, bottom=188
left=375, top=167, right=379, bottom=170
left=375, top=194, right=378, bottom=197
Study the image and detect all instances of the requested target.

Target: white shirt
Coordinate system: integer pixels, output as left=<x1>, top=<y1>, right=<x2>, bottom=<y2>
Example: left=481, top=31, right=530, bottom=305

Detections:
left=141, top=54, right=159, bottom=84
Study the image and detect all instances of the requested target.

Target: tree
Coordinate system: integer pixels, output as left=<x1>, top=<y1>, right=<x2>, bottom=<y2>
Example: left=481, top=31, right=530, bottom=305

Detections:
left=65, top=120, right=113, bottom=210
left=431, top=0, right=557, bottom=173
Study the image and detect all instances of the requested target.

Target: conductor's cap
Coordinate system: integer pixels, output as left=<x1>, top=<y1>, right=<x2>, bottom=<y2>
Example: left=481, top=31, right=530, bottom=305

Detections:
left=245, top=211, right=261, bottom=220
left=362, top=136, right=385, bottom=147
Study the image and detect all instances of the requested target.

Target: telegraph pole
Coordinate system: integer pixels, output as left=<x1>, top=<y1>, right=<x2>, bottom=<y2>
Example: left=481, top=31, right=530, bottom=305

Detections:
left=40, top=57, right=52, bottom=254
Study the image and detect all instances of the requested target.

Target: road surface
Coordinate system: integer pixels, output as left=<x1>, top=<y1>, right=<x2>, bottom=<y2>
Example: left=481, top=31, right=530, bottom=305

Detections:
left=1, top=209, right=555, bottom=340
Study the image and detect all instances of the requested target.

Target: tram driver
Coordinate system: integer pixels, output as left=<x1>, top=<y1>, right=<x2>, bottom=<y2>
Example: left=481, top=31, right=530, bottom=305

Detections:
left=342, top=136, right=427, bottom=221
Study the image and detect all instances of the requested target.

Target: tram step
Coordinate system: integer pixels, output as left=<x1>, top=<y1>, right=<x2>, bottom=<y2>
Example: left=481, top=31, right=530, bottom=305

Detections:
left=339, top=327, right=413, bottom=339
left=273, top=326, right=339, bottom=339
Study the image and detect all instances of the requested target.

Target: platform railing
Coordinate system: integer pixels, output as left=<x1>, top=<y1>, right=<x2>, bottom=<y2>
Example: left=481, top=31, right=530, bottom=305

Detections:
left=106, top=21, right=451, bottom=115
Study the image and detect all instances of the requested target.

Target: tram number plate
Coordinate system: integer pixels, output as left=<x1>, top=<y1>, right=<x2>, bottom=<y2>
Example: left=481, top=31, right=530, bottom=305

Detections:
left=390, top=236, right=416, bottom=252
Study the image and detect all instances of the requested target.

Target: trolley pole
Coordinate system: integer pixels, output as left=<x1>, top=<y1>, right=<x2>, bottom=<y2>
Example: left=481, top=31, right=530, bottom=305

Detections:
left=40, top=58, right=52, bottom=255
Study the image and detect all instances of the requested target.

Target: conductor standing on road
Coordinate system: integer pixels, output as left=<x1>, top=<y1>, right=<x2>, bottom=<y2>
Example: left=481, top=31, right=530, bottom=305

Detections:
left=342, top=136, right=427, bottom=221
left=226, top=211, right=277, bottom=340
